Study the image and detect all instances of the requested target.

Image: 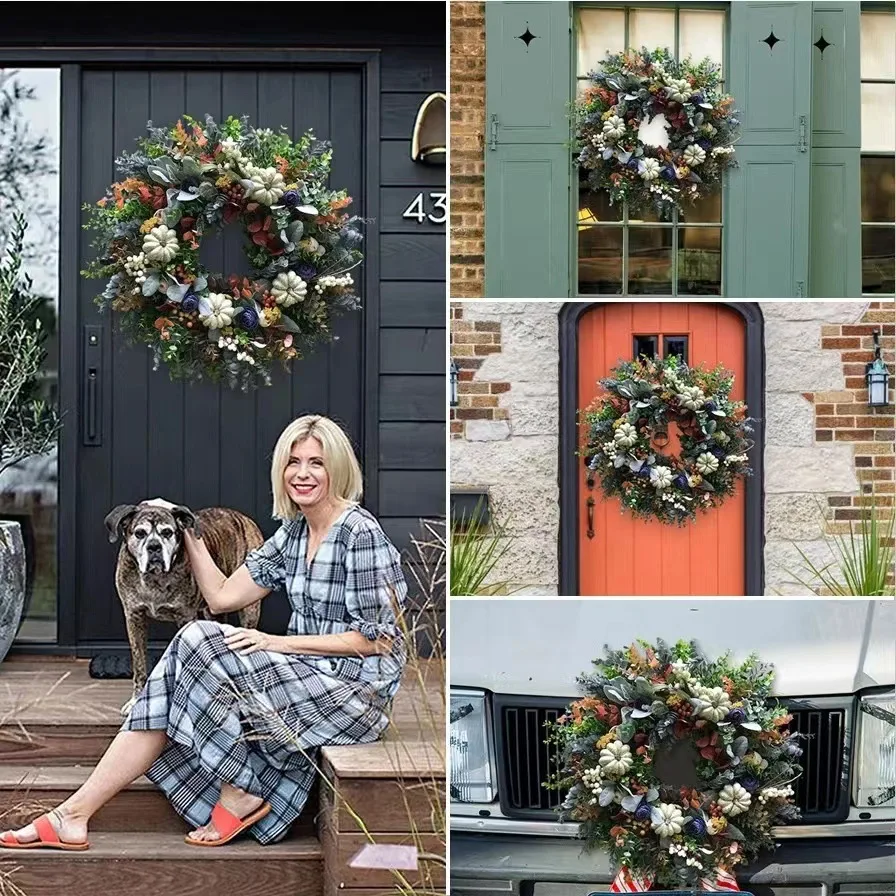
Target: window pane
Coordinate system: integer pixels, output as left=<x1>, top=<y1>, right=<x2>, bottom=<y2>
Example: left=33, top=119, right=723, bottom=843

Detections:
left=634, top=335, right=658, bottom=360
left=862, top=226, right=895, bottom=294
left=579, top=227, right=623, bottom=294
left=627, top=204, right=666, bottom=224
left=861, top=84, right=896, bottom=152
left=577, top=8, right=625, bottom=76
left=861, top=12, right=896, bottom=80
left=579, top=182, right=622, bottom=223
left=682, top=191, right=722, bottom=224
left=629, top=9, right=676, bottom=55
left=679, top=9, right=725, bottom=70
left=628, top=227, right=672, bottom=295
left=679, top=227, right=722, bottom=295
left=0, top=68, right=60, bottom=644
left=862, top=156, right=896, bottom=222
left=663, top=335, right=689, bottom=363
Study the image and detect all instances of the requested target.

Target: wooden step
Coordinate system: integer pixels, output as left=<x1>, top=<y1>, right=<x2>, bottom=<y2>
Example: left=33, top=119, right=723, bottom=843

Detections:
left=319, top=741, right=445, bottom=892
left=0, top=830, right=322, bottom=896
left=0, top=765, right=315, bottom=835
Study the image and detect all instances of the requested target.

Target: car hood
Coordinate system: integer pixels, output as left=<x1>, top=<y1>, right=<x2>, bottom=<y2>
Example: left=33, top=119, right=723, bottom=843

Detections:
left=450, top=599, right=895, bottom=699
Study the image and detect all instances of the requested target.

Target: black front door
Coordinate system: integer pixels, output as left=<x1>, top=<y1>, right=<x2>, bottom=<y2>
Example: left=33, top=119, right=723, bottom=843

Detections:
left=72, top=64, right=368, bottom=649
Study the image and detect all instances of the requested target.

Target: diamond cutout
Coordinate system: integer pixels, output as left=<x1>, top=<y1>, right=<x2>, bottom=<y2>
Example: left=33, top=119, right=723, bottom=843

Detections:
left=814, top=32, right=832, bottom=55
left=762, top=29, right=782, bottom=51
left=517, top=24, right=538, bottom=48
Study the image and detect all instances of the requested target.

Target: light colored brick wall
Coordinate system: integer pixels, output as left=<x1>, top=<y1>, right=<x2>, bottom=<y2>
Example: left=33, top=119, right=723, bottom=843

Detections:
left=449, top=1, right=485, bottom=298
left=450, top=301, right=894, bottom=596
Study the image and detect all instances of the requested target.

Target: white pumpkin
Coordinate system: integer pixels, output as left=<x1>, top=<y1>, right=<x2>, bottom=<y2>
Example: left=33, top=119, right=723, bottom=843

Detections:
left=271, top=271, right=307, bottom=307
left=718, top=783, right=751, bottom=817
left=613, top=422, right=638, bottom=449
left=598, top=740, right=633, bottom=777
left=199, top=293, right=235, bottom=330
left=695, top=685, right=731, bottom=722
left=651, top=802, right=685, bottom=837
left=245, top=166, right=285, bottom=206
left=142, top=225, right=179, bottom=264
left=695, top=452, right=720, bottom=475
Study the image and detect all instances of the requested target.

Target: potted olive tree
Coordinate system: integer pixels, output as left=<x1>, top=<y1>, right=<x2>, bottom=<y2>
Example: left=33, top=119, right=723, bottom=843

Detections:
left=0, top=213, right=60, bottom=661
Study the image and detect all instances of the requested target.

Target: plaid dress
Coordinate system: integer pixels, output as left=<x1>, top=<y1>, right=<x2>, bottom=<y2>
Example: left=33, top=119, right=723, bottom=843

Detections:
left=121, top=504, right=407, bottom=844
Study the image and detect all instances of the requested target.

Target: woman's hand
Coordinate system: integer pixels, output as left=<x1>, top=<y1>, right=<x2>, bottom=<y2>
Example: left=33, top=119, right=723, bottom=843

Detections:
left=224, top=627, right=281, bottom=656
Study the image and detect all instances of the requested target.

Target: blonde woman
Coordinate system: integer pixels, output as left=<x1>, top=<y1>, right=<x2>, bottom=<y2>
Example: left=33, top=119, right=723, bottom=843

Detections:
left=0, top=415, right=407, bottom=850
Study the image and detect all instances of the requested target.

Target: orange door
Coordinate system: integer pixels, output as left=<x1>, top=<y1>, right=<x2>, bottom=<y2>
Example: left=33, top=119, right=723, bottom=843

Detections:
left=577, top=303, right=746, bottom=596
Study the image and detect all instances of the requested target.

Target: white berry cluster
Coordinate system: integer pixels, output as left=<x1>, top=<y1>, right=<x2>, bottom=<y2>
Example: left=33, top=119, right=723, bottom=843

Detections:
left=712, top=145, right=735, bottom=158
left=669, top=661, right=695, bottom=685
left=235, top=350, right=256, bottom=366
left=125, top=253, right=148, bottom=293
left=217, top=335, right=239, bottom=351
left=314, top=273, right=354, bottom=294
left=757, top=785, right=794, bottom=805
left=723, top=453, right=749, bottom=466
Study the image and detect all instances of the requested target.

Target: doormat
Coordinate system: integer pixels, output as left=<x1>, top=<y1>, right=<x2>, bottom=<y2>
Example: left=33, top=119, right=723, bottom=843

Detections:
left=88, top=651, right=165, bottom=679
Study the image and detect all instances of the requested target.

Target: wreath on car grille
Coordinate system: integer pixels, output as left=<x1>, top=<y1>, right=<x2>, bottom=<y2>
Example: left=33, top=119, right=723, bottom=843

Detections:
left=575, top=48, right=740, bottom=219
left=544, top=640, right=803, bottom=892
left=580, top=355, right=753, bottom=525
left=82, top=114, right=363, bottom=390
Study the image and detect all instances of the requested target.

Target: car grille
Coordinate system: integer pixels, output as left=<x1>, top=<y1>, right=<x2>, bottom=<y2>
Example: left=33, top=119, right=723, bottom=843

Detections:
left=495, top=697, right=848, bottom=820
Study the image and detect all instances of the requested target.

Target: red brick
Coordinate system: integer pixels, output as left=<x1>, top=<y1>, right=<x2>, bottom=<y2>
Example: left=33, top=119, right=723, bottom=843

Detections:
left=816, top=430, right=833, bottom=441
left=814, top=403, right=835, bottom=415
left=474, top=321, right=501, bottom=332
left=827, top=496, right=852, bottom=506
left=855, top=456, right=873, bottom=467
left=835, top=429, right=877, bottom=440
left=475, top=344, right=501, bottom=354
left=816, top=416, right=855, bottom=428
left=874, top=455, right=896, bottom=467
left=490, top=382, right=511, bottom=394
left=822, top=337, right=861, bottom=349
left=454, top=408, right=492, bottom=420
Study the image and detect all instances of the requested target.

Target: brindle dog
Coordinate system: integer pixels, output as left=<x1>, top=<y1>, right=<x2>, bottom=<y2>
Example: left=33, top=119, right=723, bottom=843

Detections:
left=104, top=501, right=264, bottom=715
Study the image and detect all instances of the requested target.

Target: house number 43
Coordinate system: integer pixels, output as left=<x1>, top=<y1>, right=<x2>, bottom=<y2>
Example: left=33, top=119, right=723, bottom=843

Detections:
left=402, top=192, right=446, bottom=225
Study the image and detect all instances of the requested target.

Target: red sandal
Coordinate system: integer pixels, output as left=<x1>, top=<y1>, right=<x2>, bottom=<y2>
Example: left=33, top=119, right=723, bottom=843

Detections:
left=0, top=814, right=90, bottom=851
left=184, top=801, right=271, bottom=847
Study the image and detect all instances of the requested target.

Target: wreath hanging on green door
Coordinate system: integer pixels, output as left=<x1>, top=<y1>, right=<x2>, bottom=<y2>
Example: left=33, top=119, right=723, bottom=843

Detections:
left=544, top=639, right=803, bottom=891
left=574, top=48, right=740, bottom=219
left=82, top=115, right=363, bottom=390
left=580, top=355, right=753, bottom=525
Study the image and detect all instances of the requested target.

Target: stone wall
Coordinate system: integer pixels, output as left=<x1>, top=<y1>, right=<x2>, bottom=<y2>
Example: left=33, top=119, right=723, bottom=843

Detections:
left=449, top=302, right=562, bottom=593
left=449, top=2, right=486, bottom=298
left=450, top=301, right=891, bottom=596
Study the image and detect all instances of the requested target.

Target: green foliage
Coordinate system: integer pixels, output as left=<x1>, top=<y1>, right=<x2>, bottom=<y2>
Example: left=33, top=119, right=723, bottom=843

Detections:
left=449, top=503, right=512, bottom=596
left=0, top=214, right=61, bottom=478
left=780, top=494, right=896, bottom=596
left=544, top=640, right=802, bottom=888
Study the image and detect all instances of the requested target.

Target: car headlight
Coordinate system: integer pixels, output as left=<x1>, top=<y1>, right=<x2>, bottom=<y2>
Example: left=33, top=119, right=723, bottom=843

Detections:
left=854, top=689, right=895, bottom=808
left=450, top=689, right=496, bottom=803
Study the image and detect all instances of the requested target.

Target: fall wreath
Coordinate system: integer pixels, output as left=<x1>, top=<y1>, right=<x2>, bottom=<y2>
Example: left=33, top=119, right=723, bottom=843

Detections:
left=545, top=640, right=803, bottom=891
left=581, top=356, right=753, bottom=525
left=82, top=115, right=363, bottom=390
left=575, top=48, right=739, bottom=219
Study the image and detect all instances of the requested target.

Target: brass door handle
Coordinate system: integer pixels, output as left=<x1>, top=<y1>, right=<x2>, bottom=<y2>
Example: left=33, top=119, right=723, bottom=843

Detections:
left=586, top=496, right=595, bottom=539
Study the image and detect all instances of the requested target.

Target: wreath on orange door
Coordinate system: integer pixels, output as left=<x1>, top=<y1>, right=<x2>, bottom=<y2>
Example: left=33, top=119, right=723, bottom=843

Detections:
left=580, top=356, right=753, bottom=524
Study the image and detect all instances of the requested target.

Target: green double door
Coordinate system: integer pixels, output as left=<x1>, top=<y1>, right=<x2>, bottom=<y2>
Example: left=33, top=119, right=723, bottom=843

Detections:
left=484, top=1, right=861, bottom=298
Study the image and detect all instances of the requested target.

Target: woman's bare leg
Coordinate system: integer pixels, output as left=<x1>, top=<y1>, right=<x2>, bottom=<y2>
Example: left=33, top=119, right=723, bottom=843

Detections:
left=1, top=729, right=168, bottom=845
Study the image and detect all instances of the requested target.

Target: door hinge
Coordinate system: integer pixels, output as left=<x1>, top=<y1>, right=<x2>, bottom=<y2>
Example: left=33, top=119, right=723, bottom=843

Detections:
left=489, top=114, right=498, bottom=151
left=796, top=279, right=805, bottom=298
left=798, top=115, right=808, bottom=153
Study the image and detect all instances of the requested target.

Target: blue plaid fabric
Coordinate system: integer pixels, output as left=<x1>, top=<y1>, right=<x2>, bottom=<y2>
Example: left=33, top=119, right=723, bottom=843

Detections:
left=121, top=505, right=407, bottom=844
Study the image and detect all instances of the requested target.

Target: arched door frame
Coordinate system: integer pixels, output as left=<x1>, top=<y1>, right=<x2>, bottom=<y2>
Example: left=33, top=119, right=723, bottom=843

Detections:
left=558, top=302, right=766, bottom=596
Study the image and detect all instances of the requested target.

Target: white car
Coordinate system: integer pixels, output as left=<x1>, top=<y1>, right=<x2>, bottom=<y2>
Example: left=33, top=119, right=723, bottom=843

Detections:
left=450, top=600, right=895, bottom=895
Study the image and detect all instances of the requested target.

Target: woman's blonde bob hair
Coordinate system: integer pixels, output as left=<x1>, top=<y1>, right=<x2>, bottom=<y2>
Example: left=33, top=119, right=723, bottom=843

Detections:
left=270, top=415, right=363, bottom=520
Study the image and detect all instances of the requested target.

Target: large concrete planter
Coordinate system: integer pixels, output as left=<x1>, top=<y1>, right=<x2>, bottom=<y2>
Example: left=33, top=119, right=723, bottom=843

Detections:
left=0, top=520, right=26, bottom=664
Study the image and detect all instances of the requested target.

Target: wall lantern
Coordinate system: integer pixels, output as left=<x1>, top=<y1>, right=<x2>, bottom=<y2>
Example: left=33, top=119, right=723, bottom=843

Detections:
left=866, top=331, right=890, bottom=407
left=411, top=92, right=445, bottom=166
left=450, top=358, right=459, bottom=407
left=578, top=207, right=598, bottom=229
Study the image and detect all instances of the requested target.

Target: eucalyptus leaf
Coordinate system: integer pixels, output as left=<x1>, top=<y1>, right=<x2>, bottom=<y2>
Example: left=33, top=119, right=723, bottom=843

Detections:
left=650, top=807, right=664, bottom=825
left=180, top=157, right=201, bottom=177
left=177, top=189, right=199, bottom=202
left=740, top=721, right=762, bottom=731
left=192, top=275, right=208, bottom=293
left=166, top=282, right=191, bottom=302
left=276, top=313, right=302, bottom=334
left=296, top=204, right=319, bottom=216
left=198, top=182, right=218, bottom=200
left=620, top=795, right=642, bottom=812
left=646, top=787, right=659, bottom=803
left=724, top=823, right=746, bottom=841
left=198, top=298, right=212, bottom=318
left=598, top=785, right=617, bottom=807
left=733, top=736, right=749, bottom=756
left=148, top=164, right=174, bottom=185
left=712, top=409, right=727, bottom=416
left=630, top=706, right=653, bottom=719
left=141, top=273, right=161, bottom=297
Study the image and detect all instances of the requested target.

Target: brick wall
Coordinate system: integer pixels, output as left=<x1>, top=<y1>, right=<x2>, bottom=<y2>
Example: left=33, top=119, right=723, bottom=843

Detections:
left=810, top=302, right=896, bottom=528
left=450, top=303, right=509, bottom=438
left=449, top=2, right=486, bottom=298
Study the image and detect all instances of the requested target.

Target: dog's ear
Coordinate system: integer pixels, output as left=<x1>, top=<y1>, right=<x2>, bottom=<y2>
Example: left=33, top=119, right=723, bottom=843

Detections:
left=171, top=505, right=202, bottom=539
left=104, top=504, right=138, bottom=543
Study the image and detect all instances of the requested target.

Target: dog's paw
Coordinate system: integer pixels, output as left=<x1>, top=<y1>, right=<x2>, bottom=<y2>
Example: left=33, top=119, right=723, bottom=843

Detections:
left=120, top=696, right=137, bottom=717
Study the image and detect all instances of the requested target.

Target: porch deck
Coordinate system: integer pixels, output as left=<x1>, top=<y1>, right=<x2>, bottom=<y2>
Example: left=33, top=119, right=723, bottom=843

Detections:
left=0, top=655, right=445, bottom=896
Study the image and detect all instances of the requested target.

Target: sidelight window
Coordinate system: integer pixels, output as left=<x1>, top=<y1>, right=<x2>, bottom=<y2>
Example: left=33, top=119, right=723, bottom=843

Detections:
left=575, top=5, right=728, bottom=296
left=860, top=7, right=895, bottom=296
